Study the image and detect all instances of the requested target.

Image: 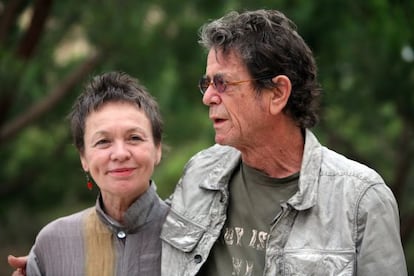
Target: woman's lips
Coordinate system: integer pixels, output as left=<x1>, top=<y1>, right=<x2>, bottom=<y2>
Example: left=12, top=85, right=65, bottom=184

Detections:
left=108, top=168, right=135, bottom=177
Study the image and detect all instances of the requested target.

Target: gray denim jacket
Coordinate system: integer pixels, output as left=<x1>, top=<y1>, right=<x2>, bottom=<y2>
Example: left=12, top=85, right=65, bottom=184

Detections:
left=161, top=130, right=407, bottom=276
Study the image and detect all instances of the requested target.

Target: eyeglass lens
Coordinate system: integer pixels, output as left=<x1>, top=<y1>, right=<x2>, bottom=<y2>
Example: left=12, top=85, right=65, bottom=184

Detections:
left=199, top=75, right=226, bottom=94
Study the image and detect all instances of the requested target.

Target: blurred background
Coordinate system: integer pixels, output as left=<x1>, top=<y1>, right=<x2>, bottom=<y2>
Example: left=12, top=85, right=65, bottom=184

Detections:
left=0, top=0, right=413, bottom=274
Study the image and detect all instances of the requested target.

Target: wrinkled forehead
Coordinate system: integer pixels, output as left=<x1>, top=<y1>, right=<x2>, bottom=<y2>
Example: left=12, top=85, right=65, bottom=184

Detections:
left=208, top=47, right=242, bottom=63
left=206, top=48, right=249, bottom=77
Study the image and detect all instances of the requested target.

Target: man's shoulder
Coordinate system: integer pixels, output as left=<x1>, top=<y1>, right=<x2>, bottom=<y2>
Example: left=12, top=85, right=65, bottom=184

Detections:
left=303, top=130, right=384, bottom=186
left=168, top=144, right=240, bottom=213
left=190, top=144, right=239, bottom=161
left=320, top=146, right=384, bottom=185
left=184, top=144, right=240, bottom=173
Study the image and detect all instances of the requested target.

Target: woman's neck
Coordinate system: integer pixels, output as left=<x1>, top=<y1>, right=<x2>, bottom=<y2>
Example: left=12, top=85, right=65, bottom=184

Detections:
left=100, top=194, right=136, bottom=223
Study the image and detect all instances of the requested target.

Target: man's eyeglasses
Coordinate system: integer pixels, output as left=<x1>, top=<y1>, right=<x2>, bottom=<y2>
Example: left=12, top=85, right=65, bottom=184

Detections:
left=198, top=74, right=275, bottom=95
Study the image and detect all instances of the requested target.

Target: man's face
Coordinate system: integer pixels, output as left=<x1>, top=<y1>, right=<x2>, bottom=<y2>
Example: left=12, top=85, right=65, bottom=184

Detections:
left=202, top=48, right=272, bottom=151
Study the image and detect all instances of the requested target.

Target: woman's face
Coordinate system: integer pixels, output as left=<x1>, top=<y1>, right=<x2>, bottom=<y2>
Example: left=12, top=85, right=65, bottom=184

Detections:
left=80, top=101, right=161, bottom=203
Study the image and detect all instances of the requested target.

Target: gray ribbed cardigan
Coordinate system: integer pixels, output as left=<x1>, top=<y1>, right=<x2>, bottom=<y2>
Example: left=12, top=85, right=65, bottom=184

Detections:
left=27, top=183, right=169, bottom=276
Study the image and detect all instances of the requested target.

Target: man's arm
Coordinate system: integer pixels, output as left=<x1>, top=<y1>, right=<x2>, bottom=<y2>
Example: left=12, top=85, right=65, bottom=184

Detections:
left=356, top=184, right=407, bottom=275
left=7, top=255, right=27, bottom=276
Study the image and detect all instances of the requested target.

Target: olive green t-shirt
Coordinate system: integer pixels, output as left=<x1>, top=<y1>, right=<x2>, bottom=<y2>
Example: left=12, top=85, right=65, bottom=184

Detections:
left=199, top=162, right=299, bottom=276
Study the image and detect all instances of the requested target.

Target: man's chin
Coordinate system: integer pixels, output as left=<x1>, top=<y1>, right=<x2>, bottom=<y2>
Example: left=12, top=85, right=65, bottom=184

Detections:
left=215, top=135, right=230, bottom=146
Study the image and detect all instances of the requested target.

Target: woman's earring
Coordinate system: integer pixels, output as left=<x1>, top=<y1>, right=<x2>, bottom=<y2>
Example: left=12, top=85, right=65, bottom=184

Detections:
left=86, top=172, right=93, bottom=190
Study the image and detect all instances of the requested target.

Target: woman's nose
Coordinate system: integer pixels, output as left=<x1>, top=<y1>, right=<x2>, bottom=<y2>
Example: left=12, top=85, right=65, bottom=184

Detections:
left=110, top=141, right=131, bottom=161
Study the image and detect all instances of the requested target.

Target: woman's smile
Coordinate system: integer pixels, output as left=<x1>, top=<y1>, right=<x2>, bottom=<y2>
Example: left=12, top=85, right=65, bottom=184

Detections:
left=107, top=167, right=136, bottom=177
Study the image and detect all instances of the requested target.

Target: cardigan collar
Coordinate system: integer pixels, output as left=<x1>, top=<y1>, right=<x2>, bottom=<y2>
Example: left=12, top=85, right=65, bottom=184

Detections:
left=95, top=181, right=159, bottom=236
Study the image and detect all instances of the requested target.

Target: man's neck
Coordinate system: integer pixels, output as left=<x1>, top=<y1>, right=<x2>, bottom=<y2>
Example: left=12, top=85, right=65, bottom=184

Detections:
left=240, top=126, right=304, bottom=178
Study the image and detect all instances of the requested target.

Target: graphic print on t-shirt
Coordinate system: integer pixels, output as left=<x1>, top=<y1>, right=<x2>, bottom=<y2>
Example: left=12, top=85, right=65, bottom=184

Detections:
left=222, top=226, right=269, bottom=275
left=199, top=162, right=299, bottom=276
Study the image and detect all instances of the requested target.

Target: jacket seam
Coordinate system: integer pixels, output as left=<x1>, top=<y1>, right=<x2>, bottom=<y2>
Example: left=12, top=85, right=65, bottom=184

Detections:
left=353, top=181, right=382, bottom=249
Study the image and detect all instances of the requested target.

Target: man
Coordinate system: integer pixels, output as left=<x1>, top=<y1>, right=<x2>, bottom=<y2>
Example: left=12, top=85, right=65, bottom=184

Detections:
left=159, top=9, right=407, bottom=276
left=9, top=9, right=407, bottom=276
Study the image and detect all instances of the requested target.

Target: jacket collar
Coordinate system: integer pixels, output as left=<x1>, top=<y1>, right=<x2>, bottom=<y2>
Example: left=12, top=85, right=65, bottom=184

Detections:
left=95, top=181, right=160, bottom=234
left=199, top=145, right=241, bottom=190
left=287, top=129, right=322, bottom=210
left=199, top=129, right=322, bottom=211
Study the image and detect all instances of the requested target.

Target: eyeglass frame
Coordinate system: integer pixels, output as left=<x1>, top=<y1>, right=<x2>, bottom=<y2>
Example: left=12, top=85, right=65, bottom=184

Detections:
left=198, top=74, right=277, bottom=95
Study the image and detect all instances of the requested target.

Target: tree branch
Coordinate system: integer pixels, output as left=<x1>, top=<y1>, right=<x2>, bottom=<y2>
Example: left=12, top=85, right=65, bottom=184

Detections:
left=401, top=212, right=414, bottom=245
left=390, top=120, right=413, bottom=202
left=0, top=0, right=24, bottom=44
left=16, top=0, right=53, bottom=60
left=0, top=52, right=101, bottom=143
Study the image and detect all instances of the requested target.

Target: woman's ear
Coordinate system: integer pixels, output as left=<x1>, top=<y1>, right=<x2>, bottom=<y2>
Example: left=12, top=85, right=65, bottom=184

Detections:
left=80, top=155, right=89, bottom=172
left=155, top=144, right=162, bottom=166
left=269, top=75, right=292, bottom=115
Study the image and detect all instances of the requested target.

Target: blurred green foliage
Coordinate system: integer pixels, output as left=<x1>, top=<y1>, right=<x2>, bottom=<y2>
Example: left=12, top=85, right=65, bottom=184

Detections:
left=1, top=0, right=413, bottom=274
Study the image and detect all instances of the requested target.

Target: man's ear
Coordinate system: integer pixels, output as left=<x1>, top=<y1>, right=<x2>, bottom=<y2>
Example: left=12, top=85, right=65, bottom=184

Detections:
left=268, top=75, right=291, bottom=115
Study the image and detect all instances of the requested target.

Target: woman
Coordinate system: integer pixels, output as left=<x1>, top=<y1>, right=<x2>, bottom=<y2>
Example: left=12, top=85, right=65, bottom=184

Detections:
left=23, top=71, right=169, bottom=275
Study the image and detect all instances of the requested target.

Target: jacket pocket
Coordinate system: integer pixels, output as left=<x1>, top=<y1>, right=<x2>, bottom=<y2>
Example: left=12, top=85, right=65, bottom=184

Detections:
left=160, top=208, right=206, bottom=252
left=282, top=250, right=355, bottom=276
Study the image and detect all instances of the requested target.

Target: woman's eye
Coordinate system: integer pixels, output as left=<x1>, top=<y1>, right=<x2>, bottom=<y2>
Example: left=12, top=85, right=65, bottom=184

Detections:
left=95, top=139, right=110, bottom=146
left=130, top=135, right=143, bottom=141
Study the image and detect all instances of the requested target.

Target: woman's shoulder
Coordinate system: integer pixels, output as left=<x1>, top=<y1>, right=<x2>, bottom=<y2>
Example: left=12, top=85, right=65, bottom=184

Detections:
left=28, top=208, right=93, bottom=274
left=36, top=207, right=93, bottom=242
